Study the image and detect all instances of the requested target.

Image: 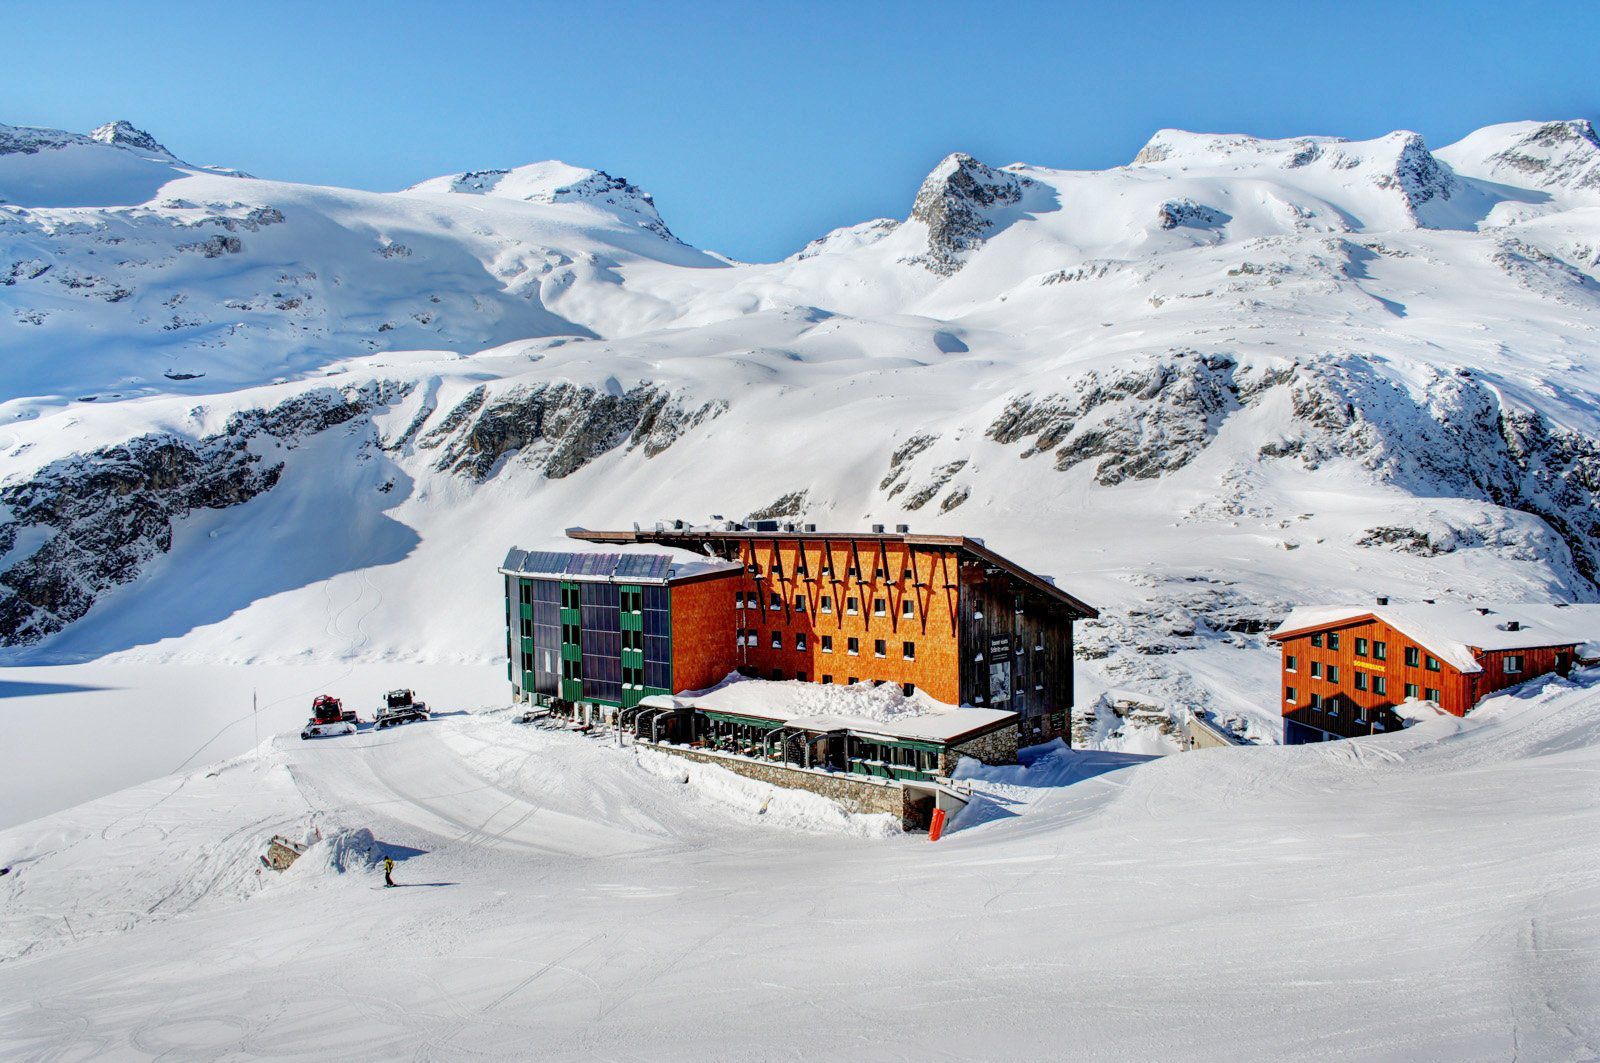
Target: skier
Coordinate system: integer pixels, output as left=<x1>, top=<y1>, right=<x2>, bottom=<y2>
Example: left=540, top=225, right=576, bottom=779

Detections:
left=383, top=856, right=395, bottom=888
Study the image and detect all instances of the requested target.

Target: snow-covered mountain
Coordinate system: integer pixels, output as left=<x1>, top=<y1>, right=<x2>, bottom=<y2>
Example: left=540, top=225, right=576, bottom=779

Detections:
left=5, top=116, right=1600, bottom=745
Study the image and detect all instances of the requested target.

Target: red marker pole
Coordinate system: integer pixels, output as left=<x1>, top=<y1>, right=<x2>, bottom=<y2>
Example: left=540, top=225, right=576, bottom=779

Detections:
left=928, top=808, right=947, bottom=842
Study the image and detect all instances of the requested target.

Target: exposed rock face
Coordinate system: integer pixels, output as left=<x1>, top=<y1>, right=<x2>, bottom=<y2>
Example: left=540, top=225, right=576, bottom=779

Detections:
left=419, top=381, right=724, bottom=481
left=1372, top=132, right=1454, bottom=220
left=1157, top=199, right=1228, bottom=230
left=987, top=353, right=1242, bottom=485
left=88, top=120, right=172, bottom=157
left=1479, top=120, right=1600, bottom=191
left=747, top=491, right=808, bottom=521
left=906, top=154, right=1031, bottom=275
left=0, top=384, right=401, bottom=647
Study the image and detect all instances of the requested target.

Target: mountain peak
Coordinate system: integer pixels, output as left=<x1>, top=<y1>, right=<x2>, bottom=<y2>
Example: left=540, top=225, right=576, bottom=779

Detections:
left=88, top=120, right=172, bottom=157
left=1437, top=119, right=1600, bottom=194
left=906, top=153, right=1032, bottom=276
left=407, top=160, right=678, bottom=241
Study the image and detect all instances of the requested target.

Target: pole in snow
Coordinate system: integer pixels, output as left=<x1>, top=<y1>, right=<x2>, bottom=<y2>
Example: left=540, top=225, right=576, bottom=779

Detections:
left=253, top=689, right=260, bottom=757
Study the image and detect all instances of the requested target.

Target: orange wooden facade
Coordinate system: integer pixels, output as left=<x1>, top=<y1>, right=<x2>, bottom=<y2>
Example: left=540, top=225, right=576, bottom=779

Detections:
left=669, top=574, right=742, bottom=693
left=1273, top=613, right=1579, bottom=741
left=725, top=538, right=964, bottom=703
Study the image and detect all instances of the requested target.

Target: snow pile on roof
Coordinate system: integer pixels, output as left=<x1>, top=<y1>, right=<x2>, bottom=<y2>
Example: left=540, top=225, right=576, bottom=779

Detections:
left=500, top=543, right=739, bottom=583
left=1272, top=603, right=1600, bottom=673
left=670, top=674, right=1016, bottom=743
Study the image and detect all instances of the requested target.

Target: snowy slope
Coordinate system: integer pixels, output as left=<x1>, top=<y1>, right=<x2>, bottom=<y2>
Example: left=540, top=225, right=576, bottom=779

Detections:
left=1, top=669, right=1595, bottom=1059
left=5, top=116, right=1600, bottom=756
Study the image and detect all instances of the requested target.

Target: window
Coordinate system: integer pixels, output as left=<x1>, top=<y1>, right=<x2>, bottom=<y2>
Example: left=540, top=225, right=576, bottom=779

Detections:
left=797, top=671, right=808, bottom=682
left=847, top=637, right=860, bottom=656
left=1373, top=676, right=1387, bottom=696
left=794, top=595, right=807, bottom=612
left=847, top=565, right=860, bottom=578
left=822, top=674, right=833, bottom=684
left=1354, top=672, right=1368, bottom=691
left=901, top=683, right=915, bottom=697
left=1285, top=654, right=1298, bottom=672
left=1326, top=665, right=1340, bottom=684
left=902, top=599, right=915, bottom=618
left=1425, top=687, right=1442, bottom=703
left=874, top=566, right=887, bottom=579
left=1424, top=655, right=1441, bottom=673
left=874, top=639, right=887, bottom=658
left=820, top=595, right=833, bottom=613
left=903, top=568, right=914, bottom=582
left=1373, top=640, right=1387, bottom=661
left=520, top=616, right=533, bottom=639
left=873, top=598, right=887, bottom=617
left=847, top=677, right=859, bottom=685
left=846, top=597, right=859, bottom=615
left=1355, top=637, right=1368, bottom=657
left=770, top=668, right=784, bottom=681
left=1285, top=686, right=1298, bottom=704
left=821, top=635, right=833, bottom=653
left=796, top=633, right=808, bottom=651
left=1311, top=633, right=1323, bottom=647
left=1309, top=692, right=1322, bottom=708
left=1405, top=683, right=1419, bottom=699
left=1503, top=654, right=1524, bottom=675
left=770, top=631, right=782, bottom=649
left=1327, top=632, right=1341, bottom=650
left=903, top=641, right=916, bottom=660
left=1404, top=647, right=1420, bottom=667
left=769, top=593, right=782, bottom=611
left=1310, top=662, right=1322, bottom=678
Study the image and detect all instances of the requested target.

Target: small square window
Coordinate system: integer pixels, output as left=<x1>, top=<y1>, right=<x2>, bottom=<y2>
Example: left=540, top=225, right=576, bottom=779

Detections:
left=1327, top=665, right=1340, bottom=683
left=770, top=631, right=782, bottom=649
left=901, top=683, right=915, bottom=697
left=1311, top=633, right=1323, bottom=648
left=1373, top=640, right=1387, bottom=661
left=820, top=596, right=833, bottom=613
left=1373, top=676, right=1387, bottom=696
left=796, top=633, right=808, bottom=651
left=1404, top=683, right=1419, bottom=699
left=847, top=637, right=860, bottom=656
left=902, top=599, right=915, bottom=618
left=1424, top=655, right=1441, bottom=672
left=794, top=595, right=807, bottom=612
left=822, top=674, right=833, bottom=684
left=874, top=567, right=887, bottom=579
left=1285, top=654, right=1298, bottom=672
left=873, top=599, right=886, bottom=617
left=1425, top=687, right=1442, bottom=702
left=821, top=635, right=833, bottom=653
left=1285, top=686, right=1297, bottom=704
left=1504, top=654, right=1523, bottom=674
left=1354, top=672, right=1367, bottom=691
left=797, top=671, right=808, bottom=683
left=846, top=597, right=859, bottom=615
left=1404, top=647, right=1420, bottom=667
left=769, top=593, right=782, bottom=610
left=1328, top=632, right=1341, bottom=650
left=903, top=568, right=914, bottom=581
left=1355, top=637, right=1368, bottom=657
left=770, top=668, right=783, bottom=681
left=1310, top=661, right=1322, bottom=679
left=1309, top=692, right=1322, bottom=708
left=903, top=641, right=916, bottom=660
left=874, top=639, right=887, bottom=658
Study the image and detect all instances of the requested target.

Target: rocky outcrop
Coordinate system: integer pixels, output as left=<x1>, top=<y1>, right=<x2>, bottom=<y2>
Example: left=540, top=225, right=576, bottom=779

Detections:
left=1371, top=132, right=1454, bottom=220
left=1476, top=120, right=1600, bottom=192
left=987, top=353, right=1242, bottom=485
left=88, top=120, right=172, bottom=157
left=1156, top=199, right=1228, bottom=230
left=906, top=154, right=1031, bottom=275
left=0, top=383, right=402, bottom=647
left=418, top=381, right=724, bottom=481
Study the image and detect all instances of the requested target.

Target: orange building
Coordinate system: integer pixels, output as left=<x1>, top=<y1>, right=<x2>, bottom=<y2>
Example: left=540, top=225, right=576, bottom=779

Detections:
left=568, top=523, right=1098, bottom=745
left=1269, top=601, right=1600, bottom=743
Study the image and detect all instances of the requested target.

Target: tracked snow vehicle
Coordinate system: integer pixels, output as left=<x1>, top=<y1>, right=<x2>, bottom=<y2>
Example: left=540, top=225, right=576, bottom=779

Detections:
left=300, top=694, right=359, bottom=739
left=373, top=688, right=430, bottom=729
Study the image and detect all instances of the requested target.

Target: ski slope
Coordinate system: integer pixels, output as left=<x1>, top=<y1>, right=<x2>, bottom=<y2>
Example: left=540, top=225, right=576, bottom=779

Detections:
left=1, top=672, right=1595, bottom=1060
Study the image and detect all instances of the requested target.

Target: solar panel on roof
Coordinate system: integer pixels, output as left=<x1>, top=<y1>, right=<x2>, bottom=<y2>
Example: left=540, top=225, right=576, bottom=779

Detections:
left=564, top=552, right=621, bottom=577
left=519, top=550, right=574, bottom=575
left=614, top=553, right=672, bottom=580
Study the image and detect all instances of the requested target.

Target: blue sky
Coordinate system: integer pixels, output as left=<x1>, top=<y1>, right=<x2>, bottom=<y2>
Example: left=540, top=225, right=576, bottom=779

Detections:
left=8, top=1, right=1597, bottom=261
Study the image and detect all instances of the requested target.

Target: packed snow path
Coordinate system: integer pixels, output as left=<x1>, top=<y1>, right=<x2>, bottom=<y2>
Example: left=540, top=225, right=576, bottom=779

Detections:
left=2, top=676, right=1598, bottom=1060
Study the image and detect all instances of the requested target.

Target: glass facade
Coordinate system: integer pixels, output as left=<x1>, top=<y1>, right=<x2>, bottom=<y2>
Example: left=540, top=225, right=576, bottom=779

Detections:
left=510, top=575, right=674, bottom=707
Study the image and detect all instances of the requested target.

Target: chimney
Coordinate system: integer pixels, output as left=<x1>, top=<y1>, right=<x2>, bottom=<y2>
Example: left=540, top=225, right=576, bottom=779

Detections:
left=1477, top=607, right=1491, bottom=615
left=871, top=523, right=885, bottom=533
left=1506, top=620, right=1521, bottom=632
left=895, top=523, right=910, bottom=533
left=1375, top=596, right=1389, bottom=606
left=804, top=523, right=817, bottom=532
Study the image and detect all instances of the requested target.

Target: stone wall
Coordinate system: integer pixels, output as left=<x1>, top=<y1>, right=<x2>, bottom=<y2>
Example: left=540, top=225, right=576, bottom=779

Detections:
left=942, top=725, right=1019, bottom=773
left=641, top=743, right=913, bottom=824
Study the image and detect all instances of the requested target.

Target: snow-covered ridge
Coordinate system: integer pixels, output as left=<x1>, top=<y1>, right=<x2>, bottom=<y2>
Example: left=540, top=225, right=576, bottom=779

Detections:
left=407, top=159, right=679, bottom=241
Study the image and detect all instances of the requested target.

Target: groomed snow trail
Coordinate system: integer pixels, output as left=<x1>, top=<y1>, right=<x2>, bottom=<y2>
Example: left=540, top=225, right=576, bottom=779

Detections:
left=2, top=676, right=1598, bottom=1060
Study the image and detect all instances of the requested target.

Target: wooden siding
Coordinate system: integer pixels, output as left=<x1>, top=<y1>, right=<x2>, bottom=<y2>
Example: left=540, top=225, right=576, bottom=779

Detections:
left=726, top=539, right=963, bottom=703
left=669, top=574, right=741, bottom=693
left=1276, top=615, right=1579, bottom=740
left=958, top=560, right=1074, bottom=742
